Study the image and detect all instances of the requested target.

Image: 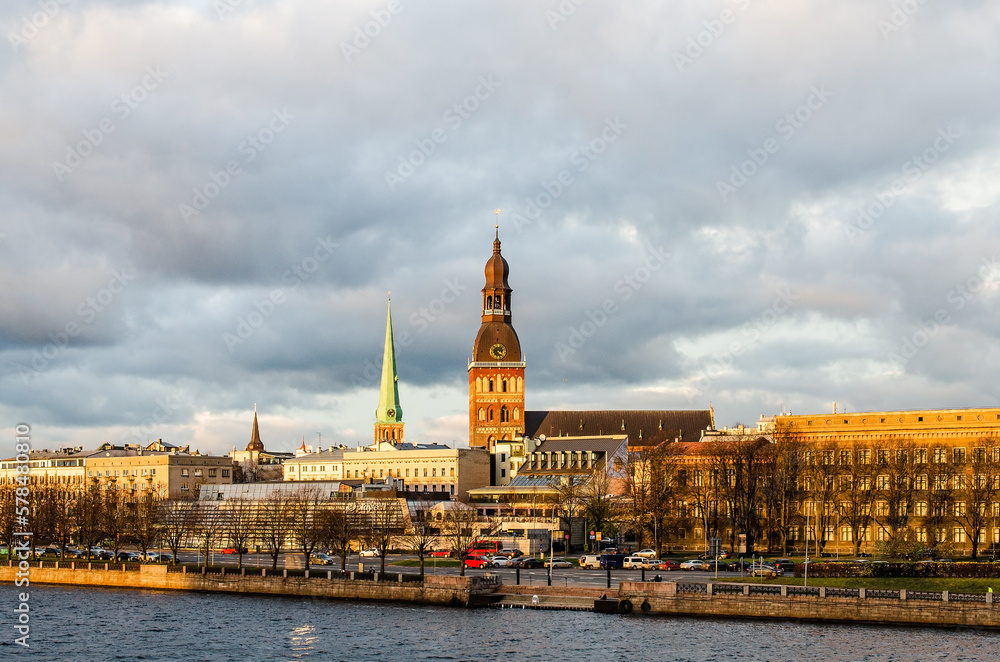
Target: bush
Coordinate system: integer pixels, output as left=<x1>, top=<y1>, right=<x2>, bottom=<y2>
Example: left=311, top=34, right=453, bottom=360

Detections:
left=798, top=561, right=1000, bottom=579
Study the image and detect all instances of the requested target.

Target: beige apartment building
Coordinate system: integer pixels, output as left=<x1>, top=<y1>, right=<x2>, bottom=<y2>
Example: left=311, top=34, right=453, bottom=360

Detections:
left=283, top=442, right=490, bottom=500
left=87, top=449, right=234, bottom=499
left=0, top=448, right=88, bottom=489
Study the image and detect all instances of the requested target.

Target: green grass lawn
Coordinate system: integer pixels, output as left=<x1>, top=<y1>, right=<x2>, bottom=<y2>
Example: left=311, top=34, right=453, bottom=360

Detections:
left=712, top=576, right=999, bottom=593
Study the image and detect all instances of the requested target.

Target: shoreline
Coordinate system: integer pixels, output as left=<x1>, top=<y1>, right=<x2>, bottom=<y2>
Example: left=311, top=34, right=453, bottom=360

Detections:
left=4, top=563, right=998, bottom=630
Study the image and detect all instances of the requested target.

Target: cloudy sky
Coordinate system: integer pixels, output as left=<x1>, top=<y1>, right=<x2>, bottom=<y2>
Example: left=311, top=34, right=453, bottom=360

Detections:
left=3, top=0, right=1000, bottom=457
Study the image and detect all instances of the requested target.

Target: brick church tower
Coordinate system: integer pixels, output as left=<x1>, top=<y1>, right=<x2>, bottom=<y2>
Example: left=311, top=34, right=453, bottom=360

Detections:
left=469, top=227, right=525, bottom=450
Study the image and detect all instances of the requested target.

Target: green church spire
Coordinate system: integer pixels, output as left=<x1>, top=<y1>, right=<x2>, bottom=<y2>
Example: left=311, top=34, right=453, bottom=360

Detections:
left=375, top=296, right=402, bottom=424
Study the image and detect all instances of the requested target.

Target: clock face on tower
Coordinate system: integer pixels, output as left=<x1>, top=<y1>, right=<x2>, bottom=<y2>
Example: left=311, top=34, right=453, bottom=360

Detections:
left=489, top=343, right=507, bottom=360
left=386, top=408, right=395, bottom=418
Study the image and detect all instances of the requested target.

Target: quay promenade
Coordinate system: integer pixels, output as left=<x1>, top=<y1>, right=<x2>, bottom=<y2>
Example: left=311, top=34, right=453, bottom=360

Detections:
left=3, top=561, right=998, bottom=629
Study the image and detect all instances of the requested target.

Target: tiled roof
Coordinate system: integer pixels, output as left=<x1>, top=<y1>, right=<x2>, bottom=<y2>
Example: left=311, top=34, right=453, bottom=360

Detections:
left=525, top=410, right=713, bottom=447
left=532, top=435, right=626, bottom=455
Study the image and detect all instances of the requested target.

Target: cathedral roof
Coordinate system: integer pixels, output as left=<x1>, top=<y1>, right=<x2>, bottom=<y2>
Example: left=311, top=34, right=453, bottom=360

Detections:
left=524, top=409, right=714, bottom=448
left=483, top=226, right=510, bottom=290
left=375, top=298, right=403, bottom=423
left=246, top=411, right=265, bottom=452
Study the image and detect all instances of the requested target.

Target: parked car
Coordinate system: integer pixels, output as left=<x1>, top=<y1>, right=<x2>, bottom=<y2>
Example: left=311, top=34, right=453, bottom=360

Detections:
left=749, top=564, right=781, bottom=577
left=658, top=559, right=680, bottom=571
left=500, top=549, right=523, bottom=558
left=773, top=559, right=795, bottom=573
left=680, top=559, right=708, bottom=571
left=703, top=560, right=730, bottom=571
left=116, top=551, right=139, bottom=562
left=545, top=558, right=572, bottom=569
left=311, top=553, right=335, bottom=565
left=428, top=549, right=452, bottom=558
left=489, top=556, right=511, bottom=568
left=221, top=547, right=248, bottom=554
left=359, top=549, right=379, bottom=558
left=634, top=549, right=657, bottom=559
left=463, top=554, right=493, bottom=569
left=730, top=558, right=753, bottom=572
left=579, top=555, right=602, bottom=569
left=515, top=557, right=545, bottom=569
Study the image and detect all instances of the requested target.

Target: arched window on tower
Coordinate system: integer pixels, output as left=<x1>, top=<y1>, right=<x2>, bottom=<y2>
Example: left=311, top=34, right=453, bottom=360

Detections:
left=488, top=408, right=494, bottom=422
left=494, top=294, right=502, bottom=309
left=475, top=377, right=482, bottom=392
left=504, top=293, right=510, bottom=310
left=488, top=379, right=494, bottom=392
left=500, top=406, right=509, bottom=423
left=502, top=379, right=507, bottom=393
left=514, top=408, right=520, bottom=421
left=478, top=408, right=485, bottom=421
left=485, top=295, right=492, bottom=310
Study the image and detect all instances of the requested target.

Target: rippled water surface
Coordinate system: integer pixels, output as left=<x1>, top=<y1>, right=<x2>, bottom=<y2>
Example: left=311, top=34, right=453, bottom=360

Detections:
left=1, top=585, right=997, bottom=661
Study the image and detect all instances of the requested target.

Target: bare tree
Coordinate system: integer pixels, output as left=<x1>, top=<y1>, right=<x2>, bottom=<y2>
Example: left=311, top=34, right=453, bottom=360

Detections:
left=326, top=503, right=360, bottom=572
left=192, top=502, right=228, bottom=566
left=582, top=468, right=614, bottom=552
left=837, top=442, right=876, bottom=556
left=710, top=435, right=770, bottom=555
left=72, top=483, right=104, bottom=560
left=872, top=438, right=917, bottom=545
left=160, top=500, right=196, bottom=564
left=258, top=492, right=295, bottom=570
left=442, top=505, right=479, bottom=577
left=223, top=497, right=259, bottom=569
left=760, top=434, right=805, bottom=555
left=953, top=438, right=1000, bottom=558
left=288, top=490, right=324, bottom=571
left=361, top=496, right=404, bottom=574
left=130, top=491, right=164, bottom=560
left=925, top=442, right=955, bottom=556
left=403, top=522, right=437, bottom=577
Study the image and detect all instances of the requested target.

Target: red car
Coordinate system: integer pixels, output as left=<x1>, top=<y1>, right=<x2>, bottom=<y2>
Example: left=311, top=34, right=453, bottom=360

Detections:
left=658, top=559, right=680, bottom=571
left=428, top=549, right=452, bottom=558
left=463, top=554, right=493, bottom=569
left=221, top=547, right=248, bottom=554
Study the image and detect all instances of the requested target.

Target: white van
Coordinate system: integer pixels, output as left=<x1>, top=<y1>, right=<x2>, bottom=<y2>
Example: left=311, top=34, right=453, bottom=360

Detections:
left=579, top=555, right=602, bottom=569
left=623, top=556, right=646, bottom=569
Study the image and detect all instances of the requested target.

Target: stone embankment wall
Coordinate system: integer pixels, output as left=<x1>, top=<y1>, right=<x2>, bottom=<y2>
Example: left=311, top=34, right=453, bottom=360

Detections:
left=618, top=581, right=1000, bottom=629
left=0, top=563, right=484, bottom=607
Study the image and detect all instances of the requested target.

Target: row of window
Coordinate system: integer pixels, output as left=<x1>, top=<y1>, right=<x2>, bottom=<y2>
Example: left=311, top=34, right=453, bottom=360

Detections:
left=474, top=376, right=523, bottom=393
left=809, top=446, right=999, bottom=465
left=477, top=406, right=520, bottom=423
left=290, top=465, right=456, bottom=478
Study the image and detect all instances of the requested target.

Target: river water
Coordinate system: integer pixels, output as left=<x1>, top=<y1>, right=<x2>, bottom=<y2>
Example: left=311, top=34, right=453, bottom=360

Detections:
left=0, top=584, right=996, bottom=661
